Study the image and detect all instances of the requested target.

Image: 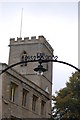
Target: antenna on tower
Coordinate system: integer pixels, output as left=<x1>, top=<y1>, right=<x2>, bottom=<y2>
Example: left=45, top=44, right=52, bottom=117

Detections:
left=20, top=8, right=23, bottom=38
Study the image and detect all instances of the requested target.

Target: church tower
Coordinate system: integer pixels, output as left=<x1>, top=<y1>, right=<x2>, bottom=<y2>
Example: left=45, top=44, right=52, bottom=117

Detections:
left=0, top=35, right=54, bottom=119
left=9, top=36, right=53, bottom=93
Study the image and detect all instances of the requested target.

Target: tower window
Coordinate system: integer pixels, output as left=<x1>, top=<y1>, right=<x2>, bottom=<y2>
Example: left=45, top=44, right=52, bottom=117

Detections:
left=21, top=51, right=27, bottom=66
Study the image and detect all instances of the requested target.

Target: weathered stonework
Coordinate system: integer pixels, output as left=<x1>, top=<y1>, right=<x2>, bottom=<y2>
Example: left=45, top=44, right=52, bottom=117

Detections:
left=0, top=35, right=53, bottom=119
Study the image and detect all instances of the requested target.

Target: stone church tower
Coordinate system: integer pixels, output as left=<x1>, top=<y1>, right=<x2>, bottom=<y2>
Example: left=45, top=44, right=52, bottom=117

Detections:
left=0, top=35, right=53, bottom=119
left=9, top=35, right=53, bottom=96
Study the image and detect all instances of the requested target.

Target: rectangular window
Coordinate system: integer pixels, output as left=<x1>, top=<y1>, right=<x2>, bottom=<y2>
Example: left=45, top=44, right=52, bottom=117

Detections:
left=22, top=89, right=28, bottom=107
left=41, top=100, right=46, bottom=115
left=10, top=82, right=17, bottom=102
left=32, top=95, right=38, bottom=111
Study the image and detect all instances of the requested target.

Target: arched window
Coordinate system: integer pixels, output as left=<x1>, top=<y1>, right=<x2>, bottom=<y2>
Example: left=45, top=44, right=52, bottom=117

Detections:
left=21, top=51, right=27, bottom=66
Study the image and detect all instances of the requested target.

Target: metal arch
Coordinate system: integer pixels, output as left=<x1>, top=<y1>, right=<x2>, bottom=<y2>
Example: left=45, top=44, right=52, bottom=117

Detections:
left=1, top=59, right=80, bottom=75
left=52, top=60, right=80, bottom=72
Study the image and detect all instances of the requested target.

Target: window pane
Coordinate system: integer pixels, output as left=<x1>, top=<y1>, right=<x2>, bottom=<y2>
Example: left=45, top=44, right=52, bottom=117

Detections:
left=22, top=89, right=28, bottom=107
left=10, top=83, right=17, bottom=102
left=32, top=95, right=38, bottom=111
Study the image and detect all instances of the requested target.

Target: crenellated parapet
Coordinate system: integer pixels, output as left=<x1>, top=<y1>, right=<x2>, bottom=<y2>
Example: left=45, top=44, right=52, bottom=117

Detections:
left=10, top=35, right=45, bottom=42
left=9, top=35, right=53, bottom=53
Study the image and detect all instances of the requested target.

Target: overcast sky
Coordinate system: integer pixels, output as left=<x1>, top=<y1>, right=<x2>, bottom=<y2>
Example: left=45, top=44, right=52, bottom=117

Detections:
left=0, top=1, right=79, bottom=94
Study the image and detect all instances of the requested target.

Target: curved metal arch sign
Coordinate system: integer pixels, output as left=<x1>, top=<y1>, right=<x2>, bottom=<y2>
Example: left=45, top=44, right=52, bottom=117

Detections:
left=24, top=53, right=58, bottom=61
left=1, top=52, right=80, bottom=74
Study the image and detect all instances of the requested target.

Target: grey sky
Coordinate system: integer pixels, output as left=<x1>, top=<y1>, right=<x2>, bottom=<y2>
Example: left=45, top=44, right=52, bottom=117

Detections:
left=0, top=1, right=78, bottom=94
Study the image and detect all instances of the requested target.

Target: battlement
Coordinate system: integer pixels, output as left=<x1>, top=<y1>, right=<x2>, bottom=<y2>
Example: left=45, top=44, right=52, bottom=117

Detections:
left=10, top=35, right=45, bottom=43
left=9, top=35, right=53, bottom=53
